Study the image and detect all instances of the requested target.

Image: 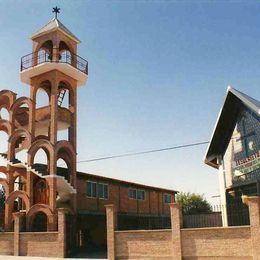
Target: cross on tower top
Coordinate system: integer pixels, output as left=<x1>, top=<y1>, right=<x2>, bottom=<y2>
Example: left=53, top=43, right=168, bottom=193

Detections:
left=52, top=6, right=60, bottom=19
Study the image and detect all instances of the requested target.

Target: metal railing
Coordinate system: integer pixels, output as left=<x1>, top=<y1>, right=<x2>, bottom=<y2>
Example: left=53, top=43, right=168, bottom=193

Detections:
left=117, top=214, right=171, bottom=231
left=20, top=49, right=88, bottom=75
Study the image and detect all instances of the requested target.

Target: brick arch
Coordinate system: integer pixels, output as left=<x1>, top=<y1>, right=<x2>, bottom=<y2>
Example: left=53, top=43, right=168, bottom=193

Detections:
left=55, top=141, right=76, bottom=183
left=12, top=173, right=26, bottom=192
left=5, top=190, right=30, bottom=212
left=27, top=204, right=55, bottom=231
left=8, top=128, right=32, bottom=161
left=55, top=140, right=76, bottom=158
left=0, top=90, right=17, bottom=110
left=33, top=135, right=50, bottom=142
left=10, top=96, right=33, bottom=115
left=27, top=139, right=54, bottom=168
left=0, top=120, right=12, bottom=135
left=33, top=80, right=52, bottom=105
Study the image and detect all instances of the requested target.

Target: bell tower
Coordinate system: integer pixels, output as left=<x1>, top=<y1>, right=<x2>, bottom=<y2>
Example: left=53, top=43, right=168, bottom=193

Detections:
left=19, top=9, right=88, bottom=214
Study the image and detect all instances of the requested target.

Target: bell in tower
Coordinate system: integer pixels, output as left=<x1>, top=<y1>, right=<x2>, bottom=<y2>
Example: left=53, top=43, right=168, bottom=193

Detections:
left=1, top=7, right=88, bottom=232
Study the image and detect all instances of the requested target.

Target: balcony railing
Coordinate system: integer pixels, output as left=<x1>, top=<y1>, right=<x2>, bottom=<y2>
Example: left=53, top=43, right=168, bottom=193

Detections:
left=232, top=168, right=260, bottom=186
left=20, top=49, right=88, bottom=75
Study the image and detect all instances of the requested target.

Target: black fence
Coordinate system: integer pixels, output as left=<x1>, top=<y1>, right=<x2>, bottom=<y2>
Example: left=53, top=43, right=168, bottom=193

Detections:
left=227, top=202, right=250, bottom=226
left=183, top=212, right=222, bottom=228
left=20, top=48, right=88, bottom=75
left=117, top=214, right=171, bottom=231
left=182, top=203, right=250, bottom=228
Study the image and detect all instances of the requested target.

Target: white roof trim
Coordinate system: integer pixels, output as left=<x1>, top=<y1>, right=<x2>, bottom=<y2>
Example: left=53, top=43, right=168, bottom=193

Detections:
left=204, top=86, right=260, bottom=166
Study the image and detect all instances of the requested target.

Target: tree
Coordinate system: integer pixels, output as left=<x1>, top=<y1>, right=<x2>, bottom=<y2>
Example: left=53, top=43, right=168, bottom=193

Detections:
left=176, top=192, right=212, bottom=215
left=0, top=186, right=5, bottom=211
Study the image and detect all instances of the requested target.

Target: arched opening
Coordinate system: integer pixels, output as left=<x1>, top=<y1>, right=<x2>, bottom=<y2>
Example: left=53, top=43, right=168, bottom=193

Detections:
left=32, top=212, right=48, bottom=232
left=13, top=176, right=26, bottom=212
left=37, top=40, right=53, bottom=64
left=13, top=103, right=30, bottom=128
left=32, top=148, right=49, bottom=176
left=13, top=176, right=25, bottom=192
left=0, top=107, right=9, bottom=121
left=0, top=130, right=9, bottom=155
left=56, top=158, right=70, bottom=182
left=14, top=135, right=28, bottom=163
left=34, top=179, right=48, bottom=204
left=36, top=82, right=51, bottom=108
left=59, top=41, right=72, bottom=65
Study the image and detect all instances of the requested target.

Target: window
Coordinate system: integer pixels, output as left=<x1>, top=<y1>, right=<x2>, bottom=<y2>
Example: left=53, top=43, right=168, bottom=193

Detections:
left=128, top=188, right=137, bottom=199
left=164, top=193, right=172, bottom=204
left=87, top=181, right=97, bottom=198
left=87, top=181, right=108, bottom=199
left=137, top=189, right=145, bottom=200
left=98, top=183, right=108, bottom=199
left=128, top=188, right=145, bottom=200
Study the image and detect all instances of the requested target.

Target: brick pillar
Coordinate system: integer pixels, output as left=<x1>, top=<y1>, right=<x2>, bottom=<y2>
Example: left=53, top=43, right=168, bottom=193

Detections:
left=170, top=203, right=182, bottom=260
left=13, top=212, right=25, bottom=256
left=246, top=196, right=260, bottom=260
left=58, top=208, right=69, bottom=258
left=105, top=204, right=117, bottom=260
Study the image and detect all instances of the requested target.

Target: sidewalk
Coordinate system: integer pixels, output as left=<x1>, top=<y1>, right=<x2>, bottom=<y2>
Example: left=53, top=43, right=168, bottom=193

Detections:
left=0, top=257, right=107, bottom=260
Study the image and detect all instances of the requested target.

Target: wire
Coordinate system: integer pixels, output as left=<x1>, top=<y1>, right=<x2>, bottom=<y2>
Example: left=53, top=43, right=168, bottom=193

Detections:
left=76, top=141, right=210, bottom=164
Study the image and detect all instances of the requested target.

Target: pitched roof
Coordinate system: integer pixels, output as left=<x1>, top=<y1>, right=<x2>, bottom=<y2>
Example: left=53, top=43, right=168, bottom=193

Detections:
left=31, top=18, right=80, bottom=43
left=204, top=86, right=260, bottom=168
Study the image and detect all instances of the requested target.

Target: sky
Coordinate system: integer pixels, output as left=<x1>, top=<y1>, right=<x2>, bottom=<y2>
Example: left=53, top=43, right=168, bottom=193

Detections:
left=0, top=0, right=260, bottom=204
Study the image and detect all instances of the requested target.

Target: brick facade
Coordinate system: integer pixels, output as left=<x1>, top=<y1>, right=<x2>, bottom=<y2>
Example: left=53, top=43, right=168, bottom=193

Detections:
left=77, top=172, right=176, bottom=216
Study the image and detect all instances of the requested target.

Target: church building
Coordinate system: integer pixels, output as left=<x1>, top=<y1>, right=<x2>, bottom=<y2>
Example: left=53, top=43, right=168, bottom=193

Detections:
left=0, top=10, right=177, bottom=257
left=205, top=87, right=260, bottom=226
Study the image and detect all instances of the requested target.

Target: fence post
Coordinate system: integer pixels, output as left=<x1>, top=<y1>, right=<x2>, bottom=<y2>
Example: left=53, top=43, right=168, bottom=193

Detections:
left=13, top=211, right=25, bottom=256
left=246, top=196, right=260, bottom=260
left=105, top=204, right=117, bottom=260
left=58, top=208, right=69, bottom=258
left=170, top=203, right=182, bottom=260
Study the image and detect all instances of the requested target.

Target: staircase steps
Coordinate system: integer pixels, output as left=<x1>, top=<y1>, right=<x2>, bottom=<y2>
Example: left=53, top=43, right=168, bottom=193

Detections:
left=57, top=89, right=67, bottom=107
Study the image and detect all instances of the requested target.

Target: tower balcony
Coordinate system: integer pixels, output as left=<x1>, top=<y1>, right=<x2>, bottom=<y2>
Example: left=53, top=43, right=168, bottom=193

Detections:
left=15, top=105, right=72, bottom=136
left=20, top=49, right=88, bottom=87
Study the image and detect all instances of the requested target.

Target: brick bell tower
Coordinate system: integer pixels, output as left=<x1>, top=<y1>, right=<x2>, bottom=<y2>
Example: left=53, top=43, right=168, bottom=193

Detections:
left=1, top=8, right=88, bottom=231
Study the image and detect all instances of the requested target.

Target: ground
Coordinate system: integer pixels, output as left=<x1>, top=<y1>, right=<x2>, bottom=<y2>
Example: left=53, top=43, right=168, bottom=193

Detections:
left=0, top=257, right=107, bottom=260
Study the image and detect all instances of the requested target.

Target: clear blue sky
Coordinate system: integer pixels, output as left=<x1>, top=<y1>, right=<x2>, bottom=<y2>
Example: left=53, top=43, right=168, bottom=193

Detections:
left=0, top=0, right=260, bottom=203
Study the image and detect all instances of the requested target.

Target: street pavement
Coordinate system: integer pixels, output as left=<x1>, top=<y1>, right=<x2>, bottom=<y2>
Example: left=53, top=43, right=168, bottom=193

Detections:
left=0, top=256, right=107, bottom=260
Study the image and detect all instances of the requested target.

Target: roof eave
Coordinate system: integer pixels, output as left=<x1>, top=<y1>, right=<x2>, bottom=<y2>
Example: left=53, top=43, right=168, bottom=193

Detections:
left=30, top=27, right=80, bottom=44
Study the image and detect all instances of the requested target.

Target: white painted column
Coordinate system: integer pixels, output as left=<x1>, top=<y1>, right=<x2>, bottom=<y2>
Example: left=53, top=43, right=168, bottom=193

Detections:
left=218, top=156, right=228, bottom=227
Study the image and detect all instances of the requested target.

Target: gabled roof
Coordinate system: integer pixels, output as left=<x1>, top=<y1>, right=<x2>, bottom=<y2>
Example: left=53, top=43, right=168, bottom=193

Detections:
left=204, top=86, right=260, bottom=169
left=31, top=18, right=80, bottom=44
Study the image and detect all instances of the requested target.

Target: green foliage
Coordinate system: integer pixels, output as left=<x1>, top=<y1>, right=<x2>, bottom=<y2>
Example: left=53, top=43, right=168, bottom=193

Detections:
left=0, top=187, right=5, bottom=211
left=176, top=192, right=212, bottom=215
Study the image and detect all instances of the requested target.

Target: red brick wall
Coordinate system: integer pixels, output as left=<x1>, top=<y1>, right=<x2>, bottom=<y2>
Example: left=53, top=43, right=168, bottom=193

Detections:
left=19, top=232, right=60, bottom=257
left=0, top=232, right=13, bottom=255
left=115, top=230, right=172, bottom=260
left=113, top=227, right=253, bottom=260
left=181, top=227, right=252, bottom=260
left=77, top=176, right=175, bottom=215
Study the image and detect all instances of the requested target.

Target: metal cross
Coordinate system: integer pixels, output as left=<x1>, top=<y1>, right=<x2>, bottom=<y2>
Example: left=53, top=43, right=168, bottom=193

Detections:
left=52, top=6, right=60, bottom=19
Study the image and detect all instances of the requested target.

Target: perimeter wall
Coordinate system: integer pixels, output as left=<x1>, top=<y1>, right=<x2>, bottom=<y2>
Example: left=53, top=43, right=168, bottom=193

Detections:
left=106, top=197, right=260, bottom=260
